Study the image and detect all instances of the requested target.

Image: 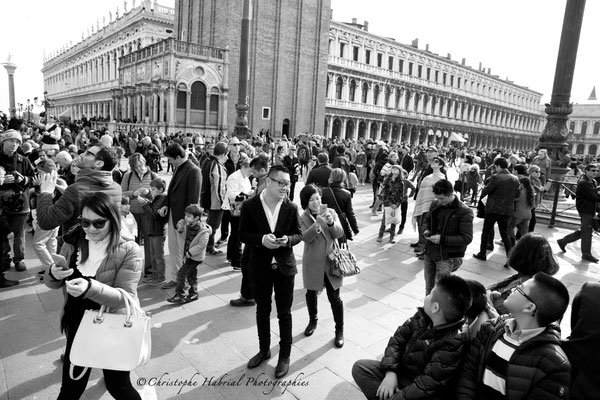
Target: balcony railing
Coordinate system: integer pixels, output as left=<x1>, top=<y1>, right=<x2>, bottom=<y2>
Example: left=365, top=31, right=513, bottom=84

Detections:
left=120, top=38, right=226, bottom=67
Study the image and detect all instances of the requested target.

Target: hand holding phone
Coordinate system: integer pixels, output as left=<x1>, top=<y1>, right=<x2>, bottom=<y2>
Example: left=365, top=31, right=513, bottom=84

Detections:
left=319, top=204, right=328, bottom=215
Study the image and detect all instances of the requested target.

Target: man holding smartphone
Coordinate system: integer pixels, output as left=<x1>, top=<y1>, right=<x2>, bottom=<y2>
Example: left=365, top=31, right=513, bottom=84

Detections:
left=239, top=165, right=302, bottom=379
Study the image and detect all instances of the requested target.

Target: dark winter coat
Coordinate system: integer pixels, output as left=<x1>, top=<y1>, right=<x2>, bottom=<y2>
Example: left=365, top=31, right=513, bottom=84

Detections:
left=381, top=308, right=469, bottom=400
left=423, top=196, right=474, bottom=260
left=321, top=183, right=359, bottom=240
left=456, top=316, right=570, bottom=400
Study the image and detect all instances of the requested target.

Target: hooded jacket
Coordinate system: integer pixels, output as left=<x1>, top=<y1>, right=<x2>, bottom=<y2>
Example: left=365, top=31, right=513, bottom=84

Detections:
left=37, top=168, right=122, bottom=242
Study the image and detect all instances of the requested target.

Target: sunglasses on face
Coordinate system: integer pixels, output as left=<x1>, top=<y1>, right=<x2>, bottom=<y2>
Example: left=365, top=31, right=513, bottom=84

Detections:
left=81, top=217, right=108, bottom=229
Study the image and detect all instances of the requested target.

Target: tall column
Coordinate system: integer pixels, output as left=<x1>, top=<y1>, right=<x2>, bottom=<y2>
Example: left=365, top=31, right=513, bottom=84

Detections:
left=168, top=87, right=176, bottom=125
left=2, top=60, right=17, bottom=118
left=152, top=92, right=158, bottom=123
left=234, top=0, right=252, bottom=137
left=327, top=116, right=333, bottom=138
left=205, top=93, right=211, bottom=126
left=376, top=123, right=383, bottom=140
left=141, top=93, right=147, bottom=122
left=185, top=91, right=191, bottom=129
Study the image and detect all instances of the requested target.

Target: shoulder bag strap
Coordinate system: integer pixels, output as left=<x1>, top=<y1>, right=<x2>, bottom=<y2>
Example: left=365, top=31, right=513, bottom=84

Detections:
left=328, top=187, right=347, bottom=242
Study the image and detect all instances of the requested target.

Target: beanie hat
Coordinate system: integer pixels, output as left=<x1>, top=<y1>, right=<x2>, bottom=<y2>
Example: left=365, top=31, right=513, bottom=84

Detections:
left=1, top=129, right=22, bottom=144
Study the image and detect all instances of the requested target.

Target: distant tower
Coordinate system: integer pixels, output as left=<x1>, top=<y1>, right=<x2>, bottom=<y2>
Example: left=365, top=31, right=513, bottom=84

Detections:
left=174, top=0, right=331, bottom=137
left=588, top=86, right=597, bottom=101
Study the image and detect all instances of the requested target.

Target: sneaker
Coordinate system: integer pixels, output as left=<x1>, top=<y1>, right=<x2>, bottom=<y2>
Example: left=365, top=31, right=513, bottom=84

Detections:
left=216, top=238, right=228, bottom=247
left=389, top=238, right=397, bottom=244
left=207, top=249, right=224, bottom=256
left=409, top=242, right=420, bottom=248
left=376, top=236, right=383, bottom=242
left=186, top=293, right=199, bottom=302
left=232, top=266, right=242, bottom=271
left=161, top=281, right=177, bottom=289
left=167, top=294, right=187, bottom=305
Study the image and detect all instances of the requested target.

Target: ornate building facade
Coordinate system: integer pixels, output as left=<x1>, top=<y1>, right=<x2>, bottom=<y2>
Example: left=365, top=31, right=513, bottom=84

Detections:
left=42, top=0, right=229, bottom=136
left=325, top=20, right=545, bottom=150
left=566, top=103, right=600, bottom=156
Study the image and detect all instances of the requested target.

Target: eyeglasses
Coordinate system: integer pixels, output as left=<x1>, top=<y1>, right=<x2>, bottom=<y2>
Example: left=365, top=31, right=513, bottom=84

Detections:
left=514, top=285, right=536, bottom=306
left=85, top=149, right=100, bottom=159
left=590, top=169, right=599, bottom=172
left=81, top=218, right=108, bottom=229
left=268, top=177, right=291, bottom=188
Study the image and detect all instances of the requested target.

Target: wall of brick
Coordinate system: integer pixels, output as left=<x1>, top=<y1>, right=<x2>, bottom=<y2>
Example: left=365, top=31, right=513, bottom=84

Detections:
left=176, top=0, right=331, bottom=137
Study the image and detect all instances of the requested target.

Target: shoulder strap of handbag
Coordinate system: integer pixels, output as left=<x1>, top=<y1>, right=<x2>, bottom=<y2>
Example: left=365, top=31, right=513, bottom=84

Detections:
left=328, top=187, right=348, bottom=242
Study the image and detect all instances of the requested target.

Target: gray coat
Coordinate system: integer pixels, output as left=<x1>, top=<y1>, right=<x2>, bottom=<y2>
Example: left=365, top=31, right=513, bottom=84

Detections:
left=299, top=209, right=344, bottom=291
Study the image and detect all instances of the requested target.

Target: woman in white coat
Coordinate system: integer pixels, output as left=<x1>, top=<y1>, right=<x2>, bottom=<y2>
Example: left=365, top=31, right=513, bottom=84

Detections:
left=299, top=184, right=345, bottom=348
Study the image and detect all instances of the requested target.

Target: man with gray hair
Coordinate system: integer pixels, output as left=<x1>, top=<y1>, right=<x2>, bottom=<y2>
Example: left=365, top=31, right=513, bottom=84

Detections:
left=55, top=150, right=75, bottom=185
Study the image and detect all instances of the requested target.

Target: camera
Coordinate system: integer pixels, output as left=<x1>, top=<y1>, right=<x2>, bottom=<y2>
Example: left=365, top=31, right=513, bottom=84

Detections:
left=235, top=193, right=249, bottom=202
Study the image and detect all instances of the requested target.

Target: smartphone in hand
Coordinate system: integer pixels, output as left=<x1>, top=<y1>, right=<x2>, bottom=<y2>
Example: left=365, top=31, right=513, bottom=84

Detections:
left=319, top=204, right=328, bottom=215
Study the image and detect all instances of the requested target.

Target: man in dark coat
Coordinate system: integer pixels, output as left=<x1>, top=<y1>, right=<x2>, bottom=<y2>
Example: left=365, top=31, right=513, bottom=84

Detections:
left=305, top=153, right=332, bottom=188
left=473, top=157, right=520, bottom=261
left=557, top=163, right=600, bottom=262
left=239, top=165, right=302, bottom=379
left=158, top=144, right=201, bottom=288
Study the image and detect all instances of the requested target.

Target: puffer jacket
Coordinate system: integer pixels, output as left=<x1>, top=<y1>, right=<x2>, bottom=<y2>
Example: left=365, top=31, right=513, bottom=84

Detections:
left=456, top=316, right=570, bottom=400
left=0, top=152, right=35, bottom=214
left=37, top=168, right=122, bottom=243
left=176, top=220, right=211, bottom=262
left=44, top=239, right=142, bottom=311
left=381, top=308, right=469, bottom=400
left=423, top=196, right=474, bottom=260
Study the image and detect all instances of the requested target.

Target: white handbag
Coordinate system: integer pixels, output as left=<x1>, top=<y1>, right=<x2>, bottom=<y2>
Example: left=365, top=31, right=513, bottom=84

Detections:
left=69, top=288, right=151, bottom=380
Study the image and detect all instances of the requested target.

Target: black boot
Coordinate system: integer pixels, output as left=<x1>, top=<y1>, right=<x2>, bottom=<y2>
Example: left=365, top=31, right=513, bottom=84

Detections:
left=389, top=224, right=397, bottom=244
left=331, top=300, right=344, bottom=348
left=304, top=291, right=318, bottom=336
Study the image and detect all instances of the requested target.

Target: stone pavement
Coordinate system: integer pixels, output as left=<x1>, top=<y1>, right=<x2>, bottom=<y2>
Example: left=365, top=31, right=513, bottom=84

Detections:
left=1, top=180, right=599, bottom=400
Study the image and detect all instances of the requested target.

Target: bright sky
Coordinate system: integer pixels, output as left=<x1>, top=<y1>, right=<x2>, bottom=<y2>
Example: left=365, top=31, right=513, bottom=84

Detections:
left=1, top=0, right=599, bottom=114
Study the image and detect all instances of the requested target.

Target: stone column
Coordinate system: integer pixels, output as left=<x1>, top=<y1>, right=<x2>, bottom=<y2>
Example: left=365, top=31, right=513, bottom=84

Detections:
left=185, top=91, right=191, bottom=129
left=2, top=61, right=17, bottom=118
left=152, top=92, right=158, bottom=123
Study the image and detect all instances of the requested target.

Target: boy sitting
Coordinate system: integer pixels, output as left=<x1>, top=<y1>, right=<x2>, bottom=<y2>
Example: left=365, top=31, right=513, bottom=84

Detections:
left=456, top=272, right=570, bottom=399
left=167, top=204, right=211, bottom=305
left=352, top=275, right=472, bottom=400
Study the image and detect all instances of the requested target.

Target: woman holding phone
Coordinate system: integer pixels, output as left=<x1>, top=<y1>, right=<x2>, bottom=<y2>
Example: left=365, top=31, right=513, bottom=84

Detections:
left=43, top=192, right=143, bottom=399
left=298, top=184, right=346, bottom=348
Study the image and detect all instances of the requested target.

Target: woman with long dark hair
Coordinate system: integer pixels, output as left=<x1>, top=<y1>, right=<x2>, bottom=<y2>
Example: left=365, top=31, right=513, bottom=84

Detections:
left=44, top=192, right=142, bottom=399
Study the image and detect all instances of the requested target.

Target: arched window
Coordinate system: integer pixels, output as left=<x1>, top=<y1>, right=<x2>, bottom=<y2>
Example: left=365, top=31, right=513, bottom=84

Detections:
left=594, top=122, right=600, bottom=135
left=581, top=121, right=588, bottom=135
left=373, top=85, right=380, bottom=105
left=349, top=79, right=357, bottom=102
left=569, top=121, right=575, bottom=133
left=190, top=81, right=207, bottom=110
left=335, top=76, right=343, bottom=100
left=361, top=82, right=368, bottom=103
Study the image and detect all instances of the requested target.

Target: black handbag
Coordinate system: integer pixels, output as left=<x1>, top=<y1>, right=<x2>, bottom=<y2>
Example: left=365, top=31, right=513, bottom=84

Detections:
left=476, top=200, right=486, bottom=219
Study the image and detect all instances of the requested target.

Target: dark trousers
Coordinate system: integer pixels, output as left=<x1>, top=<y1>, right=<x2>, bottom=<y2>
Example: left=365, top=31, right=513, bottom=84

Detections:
left=146, top=235, right=166, bottom=280
left=58, top=319, right=141, bottom=400
left=239, top=245, right=254, bottom=300
left=175, top=259, right=201, bottom=296
left=206, top=209, right=224, bottom=252
left=352, top=359, right=410, bottom=400
left=561, top=213, right=595, bottom=256
left=288, top=180, right=297, bottom=201
left=306, top=273, right=343, bottom=331
left=528, top=208, right=537, bottom=232
left=399, top=201, right=408, bottom=229
left=219, top=210, right=230, bottom=241
left=1, top=213, right=27, bottom=266
left=226, top=216, right=242, bottom=267
left=252, top=263, right=294, bottom=358
left=133, top=213, right=150, bottom=270
left=479, top=213, right=512, bottom=255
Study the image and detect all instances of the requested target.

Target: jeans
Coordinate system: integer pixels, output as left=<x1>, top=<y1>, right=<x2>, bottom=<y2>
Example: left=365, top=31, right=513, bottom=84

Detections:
left=508, top=217, right=530, bottom=245
left=58, top=318, right=141, bottom=400
left=206, top=209, right=224, bottom=252
left=423, top=255, right=462, bottom=295
left=32, top=220, right=59, bottom=268
left=146, top=235, right=166, bottom=280
left=133, top=212, right=150, bottom=270
left=252, top=262, right=295, bottom=358
left=175, top=259, right=201, bottom=296
left=561, top=213, right=595, bottom=256
left=219, top=210, right=230, bottom=241
left=1, top=213, right=27, bottom=265
left=479, top=213, right=512, bottom=256
left=399, top=201, right=408, bottom=229
left=227, top=216, right=242, bottom=268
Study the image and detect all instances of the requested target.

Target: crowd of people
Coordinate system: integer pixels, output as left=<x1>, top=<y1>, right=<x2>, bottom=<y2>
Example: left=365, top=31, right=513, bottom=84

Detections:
left=0, top=112, right=599, bottom=399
